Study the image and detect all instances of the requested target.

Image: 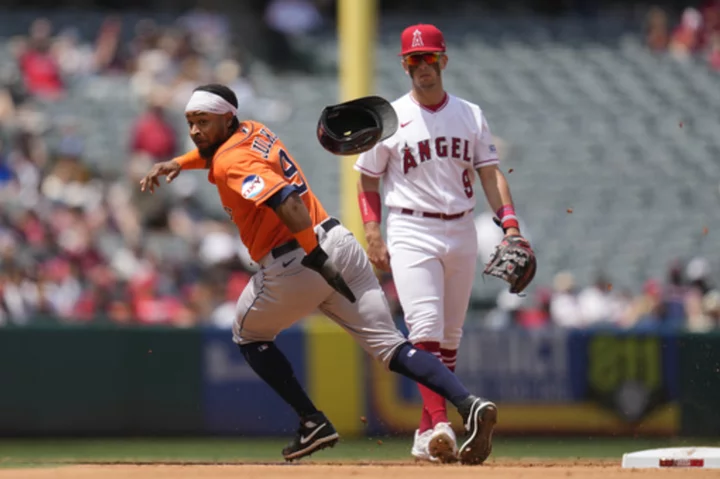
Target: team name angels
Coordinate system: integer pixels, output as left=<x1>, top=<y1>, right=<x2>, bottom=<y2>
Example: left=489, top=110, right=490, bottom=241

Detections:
left=400, top=136, right=472, bottom=174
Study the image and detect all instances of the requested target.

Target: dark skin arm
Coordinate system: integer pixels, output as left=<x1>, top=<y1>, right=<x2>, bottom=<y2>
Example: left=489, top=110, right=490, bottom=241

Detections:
left=271, top=191, right=313, bottom=233
left=271, top=190, right=357, bottom=303
left=139, top=159, right=182, bottom=193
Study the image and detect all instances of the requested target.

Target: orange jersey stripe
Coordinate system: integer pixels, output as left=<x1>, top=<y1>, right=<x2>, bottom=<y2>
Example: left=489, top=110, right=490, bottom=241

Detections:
left=208, top=121, right=329, bottom=262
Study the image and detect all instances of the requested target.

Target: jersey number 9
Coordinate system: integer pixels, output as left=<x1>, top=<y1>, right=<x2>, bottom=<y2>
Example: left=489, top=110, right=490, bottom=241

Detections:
left=462, top=170, right=474, bottom=198
left=279, top=148, right=308, bottom=195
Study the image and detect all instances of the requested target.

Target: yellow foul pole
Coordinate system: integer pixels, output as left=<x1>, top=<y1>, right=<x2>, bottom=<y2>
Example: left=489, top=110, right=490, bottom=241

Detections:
left=338, top=0, right=377, bottom=246
left=309, top=3, right=378, bottom=435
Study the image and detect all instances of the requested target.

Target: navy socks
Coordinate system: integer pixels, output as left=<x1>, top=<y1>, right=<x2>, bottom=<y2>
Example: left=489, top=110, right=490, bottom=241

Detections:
left=239, top=342, right=319, bottom=418
left=240, top=340, right=474, bottom=419
left=389, top=342, right=471, bottom=409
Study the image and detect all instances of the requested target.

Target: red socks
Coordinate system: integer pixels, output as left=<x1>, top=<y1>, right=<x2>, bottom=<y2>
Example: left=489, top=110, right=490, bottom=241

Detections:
left=419, top=406, right=432, bottom=432
left=416, top=344, right=459, bottom=432
left=441, top=348, right=457, bottom=372
left=415, top=341, right=448, bottom=432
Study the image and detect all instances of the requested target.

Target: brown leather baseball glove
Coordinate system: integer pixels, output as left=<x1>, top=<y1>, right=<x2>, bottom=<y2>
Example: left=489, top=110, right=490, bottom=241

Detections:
left=483, top=235, right=537, bottom=294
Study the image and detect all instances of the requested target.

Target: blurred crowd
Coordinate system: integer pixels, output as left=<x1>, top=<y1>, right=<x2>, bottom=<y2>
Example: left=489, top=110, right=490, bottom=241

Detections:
left=644, top=0, right=720, bottom=71
left=483, top=257, right=719, bottom=333
left=0, top=8, right=319, bottom=328
left=0, top=6, right=718, bottom=333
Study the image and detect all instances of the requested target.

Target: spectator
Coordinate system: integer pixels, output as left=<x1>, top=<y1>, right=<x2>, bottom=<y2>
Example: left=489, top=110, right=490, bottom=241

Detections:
left=485, top=289, right=527, bottom=330
left=550, top=271, right=583, bottom=328
left=129, top=90, right=178, bottom=162
left=700, top=290, right=720, bottom=331
left=645, top=6, right=670, bottom=52
left=669, top=7, right=703, bottom=61
left=684, top=257, right=714, bottom=330
left=92, top=16, right=128, bottom=75
left=514, top=287, right=553, bottom=330
left=577, top=273, right=615, bottom=327
left=16, top=18, right=65, bottom=101
left=624, top=279, right=664, bottom=330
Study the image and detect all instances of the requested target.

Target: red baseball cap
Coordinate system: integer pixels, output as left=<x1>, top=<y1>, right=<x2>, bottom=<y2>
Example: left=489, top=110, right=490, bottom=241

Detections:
left=399, top=24, right=446, bottom=56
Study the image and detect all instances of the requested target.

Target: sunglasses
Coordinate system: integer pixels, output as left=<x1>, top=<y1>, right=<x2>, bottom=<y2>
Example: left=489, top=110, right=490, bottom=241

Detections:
left=404, top=53, right=441, bottom=66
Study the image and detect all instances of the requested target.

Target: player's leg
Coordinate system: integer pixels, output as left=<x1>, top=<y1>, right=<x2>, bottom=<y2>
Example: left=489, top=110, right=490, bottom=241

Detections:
left=440, top=216, right=479, bottom=369
left=232, top=247, right=340, bottom=461
left=386, top=245, right=456, bottom=461
left=385, top=214, right=456, bottom=462
left=317, top=220, right=497, bottom=465
left=435, top=216, right=480, bottom=461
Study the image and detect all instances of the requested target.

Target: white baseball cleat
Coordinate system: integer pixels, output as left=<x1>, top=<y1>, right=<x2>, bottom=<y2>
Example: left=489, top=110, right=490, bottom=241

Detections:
left=411, top=429, right=438, bottom=462
left=428, top=422, right=458, bottom=463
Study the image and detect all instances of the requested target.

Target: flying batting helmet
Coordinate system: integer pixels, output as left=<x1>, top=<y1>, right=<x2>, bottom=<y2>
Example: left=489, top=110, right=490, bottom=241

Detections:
left=316, top=95, right=398, bottom=156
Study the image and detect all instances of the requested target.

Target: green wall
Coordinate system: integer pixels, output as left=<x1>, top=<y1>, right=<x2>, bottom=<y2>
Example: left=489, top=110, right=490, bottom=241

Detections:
left=0, top=326, right=203, bottom=435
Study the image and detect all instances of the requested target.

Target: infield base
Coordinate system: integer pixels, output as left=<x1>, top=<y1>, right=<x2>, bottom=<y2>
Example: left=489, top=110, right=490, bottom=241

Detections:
left=622, top=447, right=720, bottom=469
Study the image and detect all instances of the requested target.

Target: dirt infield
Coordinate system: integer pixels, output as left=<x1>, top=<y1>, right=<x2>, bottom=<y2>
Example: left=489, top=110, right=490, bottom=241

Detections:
left=2, top=461, right=718, bottom=479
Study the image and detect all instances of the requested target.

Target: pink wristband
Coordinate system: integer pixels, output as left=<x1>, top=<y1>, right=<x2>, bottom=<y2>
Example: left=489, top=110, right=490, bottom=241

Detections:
left=496, top=205, right=519, bottom=231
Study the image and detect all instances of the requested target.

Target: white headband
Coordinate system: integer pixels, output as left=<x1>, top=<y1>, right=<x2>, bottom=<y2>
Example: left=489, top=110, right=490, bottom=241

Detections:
left=185, top=90, right=238, bottom=116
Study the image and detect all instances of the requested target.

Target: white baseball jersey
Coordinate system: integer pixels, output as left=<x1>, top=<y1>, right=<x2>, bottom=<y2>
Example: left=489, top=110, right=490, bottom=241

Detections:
left=354, top=92, right=499, bottom=215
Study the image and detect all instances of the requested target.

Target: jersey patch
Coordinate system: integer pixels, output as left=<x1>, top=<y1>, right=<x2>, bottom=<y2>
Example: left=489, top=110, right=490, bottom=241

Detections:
left=241, top=175, right=265, bottom=199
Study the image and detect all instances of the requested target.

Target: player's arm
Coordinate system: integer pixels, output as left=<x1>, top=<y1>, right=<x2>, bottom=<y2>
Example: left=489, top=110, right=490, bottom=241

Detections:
left=268, top=189, right=356, bottom=303
left=174, top=148, right=209, bottom=170
left=355, top=145, right=391, bottom=272
left=473, top=109, right=522, bottom=237
left=357, top=174, right=382, bottom=237
left=267, top=187, right=314, bottom=237
left=139, top=149, right=208, bottom=193
left=224, top=160, right=356, bottom=303
left=477, top=165, right=520, bottom=236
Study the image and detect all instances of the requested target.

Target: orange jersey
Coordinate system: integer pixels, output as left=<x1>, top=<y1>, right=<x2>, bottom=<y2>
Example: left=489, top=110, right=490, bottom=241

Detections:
left=182, top=121, right=329, bottom=262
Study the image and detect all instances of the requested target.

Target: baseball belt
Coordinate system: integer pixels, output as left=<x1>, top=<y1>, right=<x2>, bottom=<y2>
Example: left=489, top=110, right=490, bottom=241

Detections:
left=271, top=217, right=341, bottom=259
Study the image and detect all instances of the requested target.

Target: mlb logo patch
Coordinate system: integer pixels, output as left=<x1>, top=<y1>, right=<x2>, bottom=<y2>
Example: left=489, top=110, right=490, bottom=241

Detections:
left=489, top=144, right=497, bottom=154
left=241, top=175, right=265, bottom=199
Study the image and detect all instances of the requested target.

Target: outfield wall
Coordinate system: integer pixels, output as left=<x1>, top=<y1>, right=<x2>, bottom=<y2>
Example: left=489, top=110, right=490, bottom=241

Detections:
left=0, top=320, right=717, bottom=437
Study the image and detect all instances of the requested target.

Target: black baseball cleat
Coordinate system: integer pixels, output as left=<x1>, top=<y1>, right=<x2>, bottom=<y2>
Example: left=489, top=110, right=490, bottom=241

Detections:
left=282, top=411, right=340, bottom=462
left=457, top=397, right=497, bottom=465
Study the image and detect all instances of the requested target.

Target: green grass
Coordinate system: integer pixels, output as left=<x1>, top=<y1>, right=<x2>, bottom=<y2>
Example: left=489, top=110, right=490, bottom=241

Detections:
left=1, top=436, right=719, bottom=467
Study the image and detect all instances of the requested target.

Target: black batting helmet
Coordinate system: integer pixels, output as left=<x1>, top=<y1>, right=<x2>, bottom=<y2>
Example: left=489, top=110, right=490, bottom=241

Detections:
left=316, top=95, right=398, bottom=156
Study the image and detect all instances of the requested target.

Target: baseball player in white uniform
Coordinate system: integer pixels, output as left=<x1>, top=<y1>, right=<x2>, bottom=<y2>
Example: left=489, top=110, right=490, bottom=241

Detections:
left=355, top=24, right=530, bottom=463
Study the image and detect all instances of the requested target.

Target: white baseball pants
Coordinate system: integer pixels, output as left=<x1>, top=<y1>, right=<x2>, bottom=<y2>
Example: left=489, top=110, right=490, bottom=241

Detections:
left=386, top=210, right=478, bottom=350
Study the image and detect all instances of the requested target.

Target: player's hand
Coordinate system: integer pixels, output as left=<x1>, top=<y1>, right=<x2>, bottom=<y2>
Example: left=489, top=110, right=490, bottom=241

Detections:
left=366, top=234, right=391, bottom=272
left=504, top=227, right=521, bottom=238
left=301, top=245, right=356, bottom=303
left=139, top=160, right=182, bottom=194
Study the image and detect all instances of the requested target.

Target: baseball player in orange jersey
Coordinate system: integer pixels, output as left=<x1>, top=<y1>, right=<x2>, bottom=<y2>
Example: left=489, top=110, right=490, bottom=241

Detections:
left=140, top=83, right=497, bottom=464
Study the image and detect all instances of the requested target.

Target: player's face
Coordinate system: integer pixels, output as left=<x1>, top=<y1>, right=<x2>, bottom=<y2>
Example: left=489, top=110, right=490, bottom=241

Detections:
left=402, top=52, right=447, bottom=89
left=186, top=111, right=233, bottom=158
